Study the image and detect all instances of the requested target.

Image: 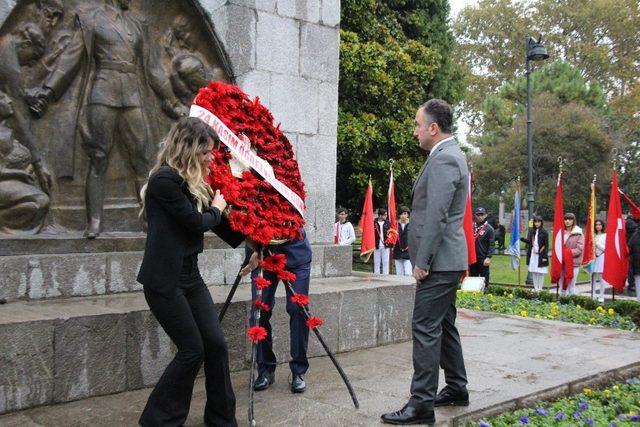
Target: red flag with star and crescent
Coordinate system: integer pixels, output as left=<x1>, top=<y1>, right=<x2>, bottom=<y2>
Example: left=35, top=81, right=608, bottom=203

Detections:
left=463, top=173, right=477, bottom=266
left=551, top=172, right=565, bottom=284
left=603, top=170, right=629, bottom=293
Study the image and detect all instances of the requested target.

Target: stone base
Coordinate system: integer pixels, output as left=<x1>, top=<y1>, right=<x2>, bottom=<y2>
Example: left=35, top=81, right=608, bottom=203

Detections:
left=0, top=242, right=352, bottom=303
left=0, top=274, right=415, bottom=414
left=50, top=203, right=143, bottom=233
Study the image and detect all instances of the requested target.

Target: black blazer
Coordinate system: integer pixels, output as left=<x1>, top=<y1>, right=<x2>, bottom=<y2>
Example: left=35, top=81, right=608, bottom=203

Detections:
left=137, top=166, right=245, bottom=296
left=520, top=228, right=549, bottom=268
left=393, top=223, right=410, bottom=260
left=374, top=219, right=392, bottom=248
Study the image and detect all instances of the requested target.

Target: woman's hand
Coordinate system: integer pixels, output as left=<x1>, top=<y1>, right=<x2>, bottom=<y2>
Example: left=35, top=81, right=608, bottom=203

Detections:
left=212, top=189, right=227, bottom=212
left=240, top=251, right=260, bottom=277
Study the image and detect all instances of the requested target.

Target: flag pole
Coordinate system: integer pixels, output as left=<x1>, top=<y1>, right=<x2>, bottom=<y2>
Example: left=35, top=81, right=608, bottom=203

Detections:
left=590, top=174, right=596, bottom=301
left=389, top=160, right=395, bottom=276
left=516, top=177, right=521, bottom=287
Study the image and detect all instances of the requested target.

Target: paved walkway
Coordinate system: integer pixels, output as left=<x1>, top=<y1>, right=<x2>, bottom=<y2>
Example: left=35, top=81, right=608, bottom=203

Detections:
left=2, top=310, right=639, bottom=427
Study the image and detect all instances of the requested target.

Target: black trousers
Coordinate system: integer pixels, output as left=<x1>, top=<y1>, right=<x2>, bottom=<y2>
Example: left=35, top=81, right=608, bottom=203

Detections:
left=140, top=255, right=237, bottom=427
left=469, top=260, right=490, bottom=288
left=409, top=271, right=468, bottom=410
left=251, top=266, right=310, bottom=376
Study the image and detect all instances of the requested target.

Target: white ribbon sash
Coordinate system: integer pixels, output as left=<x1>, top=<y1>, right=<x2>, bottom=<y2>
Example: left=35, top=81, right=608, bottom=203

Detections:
left=190, top=105, right=305, bottom=216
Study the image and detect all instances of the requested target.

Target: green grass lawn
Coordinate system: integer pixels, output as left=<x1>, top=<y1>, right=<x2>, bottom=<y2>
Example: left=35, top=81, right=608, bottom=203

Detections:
left=351, top=230, right=591, bottom=285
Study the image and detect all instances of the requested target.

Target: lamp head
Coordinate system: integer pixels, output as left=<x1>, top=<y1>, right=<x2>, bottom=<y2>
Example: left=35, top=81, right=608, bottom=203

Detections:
left=526, top=36, right=549, bottom=61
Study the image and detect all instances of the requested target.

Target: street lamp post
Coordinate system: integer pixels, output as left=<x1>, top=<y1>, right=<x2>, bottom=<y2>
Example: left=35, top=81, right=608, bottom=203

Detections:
left=525, top=35, right=548, bottom=285
left=525, top=35, right=549, bottom=221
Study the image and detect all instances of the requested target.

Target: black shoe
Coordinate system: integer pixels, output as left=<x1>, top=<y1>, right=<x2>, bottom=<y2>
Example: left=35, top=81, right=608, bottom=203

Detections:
left=291, top=374, right=306, bottom=393
left=253, top=371, right=275, bottom=391
left=381, top=404, right=435, bottom=425
left=434, top=387, right=469, bottom=407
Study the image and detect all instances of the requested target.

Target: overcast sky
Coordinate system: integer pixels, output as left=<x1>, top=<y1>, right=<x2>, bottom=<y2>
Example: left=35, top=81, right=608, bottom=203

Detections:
left=449, top=0, right=479, bottom=146
left=449, top=0, right=478, bottom=17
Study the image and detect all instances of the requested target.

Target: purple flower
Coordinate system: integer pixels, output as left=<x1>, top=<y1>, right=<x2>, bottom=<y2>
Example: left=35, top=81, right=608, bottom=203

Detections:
left=555, top=412, right=565, bottom=420
left=535, top=408, right=549, bottom=416
left=619, top=414, right=628, bottom=420
left=574, top=411, right=583, bottom=420
left=634, top=378, right=639, bottom=384
left=519, top=415, right=530, bottom=425
left=610, top=423, right=618, bottom=427
left=627, top=378, right=633, bottom=384
left=631, top=414, right=640, bottom=421
left=479, top=422, right=490, bottom=427
left=611, top=320, right=618, bottom=327
left=579, top=401, right=589, bottom=410
left=585, top=419, right=594, bottom=426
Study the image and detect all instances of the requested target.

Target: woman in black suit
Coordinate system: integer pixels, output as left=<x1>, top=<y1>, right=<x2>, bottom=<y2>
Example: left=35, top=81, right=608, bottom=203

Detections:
left=137, top=117, right=248, bottom=427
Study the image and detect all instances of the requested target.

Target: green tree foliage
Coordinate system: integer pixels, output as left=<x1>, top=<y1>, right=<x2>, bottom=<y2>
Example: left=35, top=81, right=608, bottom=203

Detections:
left=472, top=61, right=613, bottom=219
left=337, top=0, right=466, bottom=214
left=454, top=0, right=640, bottom=115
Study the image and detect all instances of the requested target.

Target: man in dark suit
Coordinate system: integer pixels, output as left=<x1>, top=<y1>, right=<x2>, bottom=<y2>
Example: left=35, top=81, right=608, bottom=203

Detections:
left=241, top=230, right=312, bottom=394
left=381, top=99, right=469, bottom=425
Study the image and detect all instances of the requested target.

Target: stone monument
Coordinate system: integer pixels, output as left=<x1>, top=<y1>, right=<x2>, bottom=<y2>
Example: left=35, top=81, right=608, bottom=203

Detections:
left=0, top=0, right=348, bottom=415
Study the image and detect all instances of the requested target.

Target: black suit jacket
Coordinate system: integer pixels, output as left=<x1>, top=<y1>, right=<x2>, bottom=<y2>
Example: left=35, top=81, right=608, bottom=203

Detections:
left=520, top=228, right=549, bottom=267
left=393, top=223, right=410, bottom=260
left=137, top=166, right=245, bottom=296
left=374, top=219, right=392, bottom=248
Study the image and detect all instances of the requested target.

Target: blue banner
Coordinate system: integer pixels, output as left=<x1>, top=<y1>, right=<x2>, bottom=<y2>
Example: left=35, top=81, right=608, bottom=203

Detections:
left=508, top=187, right=521, bottom=270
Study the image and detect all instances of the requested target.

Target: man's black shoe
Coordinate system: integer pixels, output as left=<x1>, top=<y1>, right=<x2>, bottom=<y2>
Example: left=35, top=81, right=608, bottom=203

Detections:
left=253, top=371, right=275, bottom=391
left=380, top=404, right=435, bottom=425
left=434, top=387, right=469, bottom=407
left=291, top=374, right=306, bottom=393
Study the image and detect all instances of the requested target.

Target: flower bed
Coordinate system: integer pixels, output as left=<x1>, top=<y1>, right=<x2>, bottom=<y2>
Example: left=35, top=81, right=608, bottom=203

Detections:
left=468, top=378, right=640, bottom=426
left=456, top=289, right=638, bottom=331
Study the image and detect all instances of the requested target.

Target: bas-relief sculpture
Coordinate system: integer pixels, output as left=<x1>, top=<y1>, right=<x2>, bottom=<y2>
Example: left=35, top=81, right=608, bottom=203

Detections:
left=0, top=0, right=230, bottom=238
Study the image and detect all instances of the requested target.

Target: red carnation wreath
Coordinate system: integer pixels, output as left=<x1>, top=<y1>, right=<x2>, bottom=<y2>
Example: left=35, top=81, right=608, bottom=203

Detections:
left=193, top=81, right=306, bottom=245
left=192, top=82, right=324, bottom=342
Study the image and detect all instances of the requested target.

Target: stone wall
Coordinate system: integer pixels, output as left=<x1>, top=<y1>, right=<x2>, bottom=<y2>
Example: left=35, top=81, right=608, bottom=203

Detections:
left=204, top=0, right=340, bottom=244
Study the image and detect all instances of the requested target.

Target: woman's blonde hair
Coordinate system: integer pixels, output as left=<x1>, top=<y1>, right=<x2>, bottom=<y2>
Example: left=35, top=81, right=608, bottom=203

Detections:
left=140, top=117, right=220, bottom=216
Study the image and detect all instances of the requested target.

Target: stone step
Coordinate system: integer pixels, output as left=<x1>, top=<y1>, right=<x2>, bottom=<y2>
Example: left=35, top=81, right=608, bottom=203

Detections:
left=0, top=273, right=416, bottom=415
left=0, top=243, right=351, bottom=303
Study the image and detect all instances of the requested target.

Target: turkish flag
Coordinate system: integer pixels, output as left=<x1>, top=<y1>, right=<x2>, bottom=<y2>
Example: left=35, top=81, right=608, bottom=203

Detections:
left=359, top=179, right=375, bottom=262
left=386, top=168, right=399, bottom=246
left=551, top=173, right=565, bottom=284
left=603, top=170, right=629, bottom=292
left=463, top=173, right=477, bottom=266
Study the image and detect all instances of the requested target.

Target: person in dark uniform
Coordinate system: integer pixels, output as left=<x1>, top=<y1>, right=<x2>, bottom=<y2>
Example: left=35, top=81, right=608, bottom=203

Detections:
left=137, top=117, right=249, bottom=427
left=469, top=207, right=495, bottom=289
left=241, top=230, right=313, bottom=394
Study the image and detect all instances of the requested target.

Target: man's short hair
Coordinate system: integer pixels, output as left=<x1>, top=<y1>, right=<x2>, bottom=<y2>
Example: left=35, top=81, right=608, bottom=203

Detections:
left=400, top=206, right=410, bottom=214
left=421, top=99, right=453, bottom=134
left=337, top=207, right=348, bottom=215
left=377, top=208, right=387, bottom=215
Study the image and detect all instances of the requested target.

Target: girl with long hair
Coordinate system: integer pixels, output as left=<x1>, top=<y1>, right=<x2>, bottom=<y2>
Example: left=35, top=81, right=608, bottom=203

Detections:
left=137, top=117, right=248, bottom=427
left=520, top=215, right=549, bottom=292
left=592, top=219, right=608, bottom=303
left=559, top=212, right=584, bottom=296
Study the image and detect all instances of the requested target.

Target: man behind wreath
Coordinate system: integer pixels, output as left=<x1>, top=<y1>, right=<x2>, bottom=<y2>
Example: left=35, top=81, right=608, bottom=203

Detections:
left=27, top=0, right=186, bottom=238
